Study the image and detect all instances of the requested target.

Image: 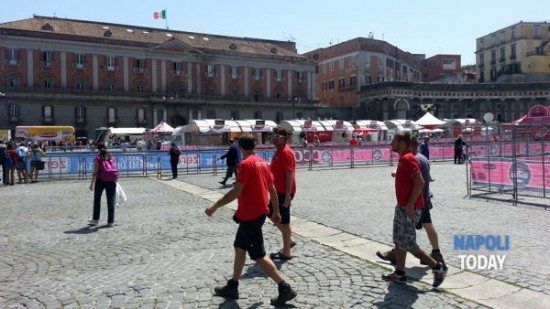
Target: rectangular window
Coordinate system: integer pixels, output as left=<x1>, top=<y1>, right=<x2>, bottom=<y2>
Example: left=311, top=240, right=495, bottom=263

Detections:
left=106, top=56, right=116, bottom=71
left=75, top=106, right=86, bottom=123
left=44, top=80, right=52, bottom=88
left=137, top=108, right=145, bottom=123
left=108, top=107, right=116, bottom=124
left=499, top=47, right=506, bottom=62
left=328, top=80, right=335, bottom=90
left=135, top=59, right=145, bottom=73
left=43, top=105, right=53, bottom=123
left=510, top=44, right=517, bottom=60
left=231, top=66, right=238, bottom=79
left=9, top=104, right=20, bottom=119
left=338, top=59, right=344, bottom=71
left=296, top=71, right=303, bottom=83
left=207, top=64, right=215, bottom=78
left=349, top=76, right=357, bottom=87
left=253, top=68, right=261, bottom=81
left=365, top=55, right=371, bottom=67
left=534, top=25, right=541, bottom=38
left=276, top=70, right=283, bottom=82
left=42, top=51, right=52, bottom=67
left=490, top=50, right=496, bottom=64
left=8, top=49, right=19, bottom=65
left=75, top=54, right=85, bottom=69
left=173, top=62, right=181, bottom=75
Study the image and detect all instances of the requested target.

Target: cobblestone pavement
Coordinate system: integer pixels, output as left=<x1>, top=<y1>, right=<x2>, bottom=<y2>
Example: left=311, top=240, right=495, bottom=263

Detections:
left=0, top=178, right=485, bottom=308
left=187, top=162, right=550, bottom=296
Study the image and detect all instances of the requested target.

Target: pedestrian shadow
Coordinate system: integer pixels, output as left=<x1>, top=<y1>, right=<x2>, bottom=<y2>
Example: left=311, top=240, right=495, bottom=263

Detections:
left=63, top=226, right=99, bottom=234
left=404, top=265, right=429, bottom=281
left=218, top=299, right=240, bottom=308
left=241, top=260, right=284, bottom=279
left=374, top=281, right=425, bottom=308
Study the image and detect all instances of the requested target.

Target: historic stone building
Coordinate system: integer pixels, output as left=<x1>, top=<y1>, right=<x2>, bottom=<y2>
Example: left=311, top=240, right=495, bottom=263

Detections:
left=0, top=15, right=317, bottom=137
left=359, top=81, right=550, bottom=122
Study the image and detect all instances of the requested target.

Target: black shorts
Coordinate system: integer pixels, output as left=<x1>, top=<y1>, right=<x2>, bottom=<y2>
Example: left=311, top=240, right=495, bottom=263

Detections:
left=416, top=206, right=433, bottom=229
left=234, top=214, right=267, bottom=260
left=268, top=193, right=294, bottom=225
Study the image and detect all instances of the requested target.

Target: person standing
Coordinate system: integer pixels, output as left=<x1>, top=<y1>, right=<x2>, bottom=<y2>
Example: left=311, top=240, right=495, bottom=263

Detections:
left=381, top=131, right=447, bottom=287
left=269, top=127, right=297, bottom=260
left=218, top=139, right=240, bottom=186
left=419, top=136, right=430, bottom=160
left=0, top=140, right=7, bottom=185
left=454, top=135, right=465, bottom=164
left=88, top=144, right=118, bottom=227
left=205, top=133, right=297, bottom=306
left=5, top=143, right=18, bottom=186
left=29, top=144, right=46, bottom=183
left=16, top=143, right=29, bottom=184
left=168, top=142, right=181, bottom=179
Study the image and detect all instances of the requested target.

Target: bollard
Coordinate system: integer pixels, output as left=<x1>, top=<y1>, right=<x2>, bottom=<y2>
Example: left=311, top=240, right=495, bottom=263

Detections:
left=157, top=156, right=162, bottom=179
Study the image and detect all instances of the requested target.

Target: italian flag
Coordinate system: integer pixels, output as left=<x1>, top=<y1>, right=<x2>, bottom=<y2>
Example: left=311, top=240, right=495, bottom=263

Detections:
left=153, top=10, right=167, bottom=20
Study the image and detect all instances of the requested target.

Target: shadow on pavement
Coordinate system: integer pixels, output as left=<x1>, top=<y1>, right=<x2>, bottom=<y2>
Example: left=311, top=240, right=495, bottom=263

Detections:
left=218, top=299, right=241, bottom=308
left=405, top=265, right=429, bottom=281
left=374, top=281, right=426, bottom=308
left=63, top=226, right=99, bottom=234
left=241, top=259, right=285, bottom=279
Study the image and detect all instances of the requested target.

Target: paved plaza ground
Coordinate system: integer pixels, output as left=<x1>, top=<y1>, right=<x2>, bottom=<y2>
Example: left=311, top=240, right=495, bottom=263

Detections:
left=0, top=162, right=548, bottom=308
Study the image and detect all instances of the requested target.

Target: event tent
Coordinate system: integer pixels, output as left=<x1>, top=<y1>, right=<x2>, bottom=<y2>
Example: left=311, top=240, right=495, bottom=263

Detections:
left=415, top=112, right=446, bottom=129
left=149, top=121, right=175, bottom=133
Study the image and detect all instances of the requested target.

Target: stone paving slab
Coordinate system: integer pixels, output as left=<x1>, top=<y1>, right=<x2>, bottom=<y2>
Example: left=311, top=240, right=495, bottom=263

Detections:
left=0, top=178, right=487, bottom=308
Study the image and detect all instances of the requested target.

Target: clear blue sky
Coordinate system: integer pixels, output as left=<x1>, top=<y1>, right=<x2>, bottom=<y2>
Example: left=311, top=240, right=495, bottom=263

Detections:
left=1, top=0, right=547, bottom=65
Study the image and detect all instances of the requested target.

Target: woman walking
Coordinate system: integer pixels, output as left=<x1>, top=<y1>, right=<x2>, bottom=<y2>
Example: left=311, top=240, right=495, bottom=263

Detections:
left=88, top=143, right=119, bottom=227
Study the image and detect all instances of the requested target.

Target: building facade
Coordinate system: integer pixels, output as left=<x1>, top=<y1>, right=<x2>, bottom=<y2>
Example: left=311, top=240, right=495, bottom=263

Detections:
left=476, top=21, right=550, bottom=83
left=359, top=81, right=550, bottom=122
left=0, top=15, right=317, bottom=138
left=421, top=54, right=464, bottom=83
left=304, top=38, right=424, bottom=108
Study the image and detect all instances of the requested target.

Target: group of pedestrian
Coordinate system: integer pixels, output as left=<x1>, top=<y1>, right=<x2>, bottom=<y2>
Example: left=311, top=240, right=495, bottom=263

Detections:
left=205, top=128, right=298, bottom=305
left=376, top=132, right=447, bottom=287
left=0, top=140, right=46, bottom=186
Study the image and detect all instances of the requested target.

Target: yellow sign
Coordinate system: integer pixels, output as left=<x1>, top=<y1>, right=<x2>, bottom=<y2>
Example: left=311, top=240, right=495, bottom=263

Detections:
left=15, top=126, right=75, bottom=142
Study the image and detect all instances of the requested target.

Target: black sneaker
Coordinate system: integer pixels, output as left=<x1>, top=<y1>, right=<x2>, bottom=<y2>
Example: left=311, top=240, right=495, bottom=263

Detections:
left=214, top=279, right=239, bottom=299
left=432, top=263, right=448, bottom=287
left=270, top=285, right=297, bottom=306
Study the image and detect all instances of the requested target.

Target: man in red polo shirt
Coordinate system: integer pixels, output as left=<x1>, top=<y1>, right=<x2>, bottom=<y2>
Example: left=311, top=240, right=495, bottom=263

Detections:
left=381, top=131, right=447, bottom=288
left=205, top=133, right=297, bottom=306
left=268, top=127, right=297, bottom=261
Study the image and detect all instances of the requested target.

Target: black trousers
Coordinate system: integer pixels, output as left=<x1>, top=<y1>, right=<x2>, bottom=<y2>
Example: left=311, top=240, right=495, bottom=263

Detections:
left=222, top=165, right=238, bottom=183
left=93, top=179, right=116, bottom=224
left=454, top=149, right=463, bottom=164
left=170, top=160, right=178, bottom=178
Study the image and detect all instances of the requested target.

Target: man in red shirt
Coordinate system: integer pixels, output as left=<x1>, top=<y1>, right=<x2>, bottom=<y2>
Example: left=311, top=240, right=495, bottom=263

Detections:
left=381, top=131, right=447, bottom=287
left=268, top=127, right=297, bottom=261
left=205, top=133, right=297, bottom=306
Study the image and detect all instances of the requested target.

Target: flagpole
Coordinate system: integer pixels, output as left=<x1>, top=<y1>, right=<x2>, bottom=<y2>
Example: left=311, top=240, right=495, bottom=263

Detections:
left=165, top=9, right=168, bottom=29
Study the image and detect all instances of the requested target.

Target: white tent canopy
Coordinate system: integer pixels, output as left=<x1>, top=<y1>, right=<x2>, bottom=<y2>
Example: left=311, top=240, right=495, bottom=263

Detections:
left=184, top=120, right=242, bottom=134
left=353, top=120, right=389, bottom=131
left=415, top=112, right=445, bottom=128
left=109, top=127, right=146, bottom=135
left=149, top=121, right=175, bottom=133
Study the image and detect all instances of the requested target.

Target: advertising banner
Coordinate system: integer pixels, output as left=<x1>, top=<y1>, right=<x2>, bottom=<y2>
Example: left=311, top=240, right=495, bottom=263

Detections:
left=470, top=157, right=550, bottom=192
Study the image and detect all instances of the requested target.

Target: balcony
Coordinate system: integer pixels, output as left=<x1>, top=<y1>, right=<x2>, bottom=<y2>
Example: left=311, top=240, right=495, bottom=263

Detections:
left=172, top=70, right=182, bottom=75
left=135, top=118, right=147, bottom=126
left=74, top=63, right=85, bottom=70
left=133, top=67, right=148, bottom=74
left=104, top=65, right=117, bottom=72
left=41, top=61, right=54, bottom=68
left=490, top=60, right=496, bottom=65
left=478, top=63, right=485, bottom=68
left=6, top=59, right=20, bottom=66
left=106, top=117, right=120, bottom=125
left=499, top=57, right=506, bottom=63
left=75, top=117, right=86, bottom=125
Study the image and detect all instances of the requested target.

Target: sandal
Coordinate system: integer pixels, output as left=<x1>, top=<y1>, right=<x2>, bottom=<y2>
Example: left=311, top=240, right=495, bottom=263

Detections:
left=269, top=251, right=292, bottom=261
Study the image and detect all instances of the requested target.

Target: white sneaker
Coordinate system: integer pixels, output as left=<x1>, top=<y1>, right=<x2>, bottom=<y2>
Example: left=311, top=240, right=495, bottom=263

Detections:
left=88, top=219, right=99, bottom=226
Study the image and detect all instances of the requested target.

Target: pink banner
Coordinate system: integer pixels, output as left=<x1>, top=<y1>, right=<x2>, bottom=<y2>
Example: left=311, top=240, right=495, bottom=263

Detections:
left=470, top=158, right=550, bottom=191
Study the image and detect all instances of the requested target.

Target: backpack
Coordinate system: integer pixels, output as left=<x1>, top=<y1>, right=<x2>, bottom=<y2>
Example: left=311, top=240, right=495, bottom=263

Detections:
left=17, top=147, right=27, bottom=159
left=98, top=155, right=119, bottom=181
